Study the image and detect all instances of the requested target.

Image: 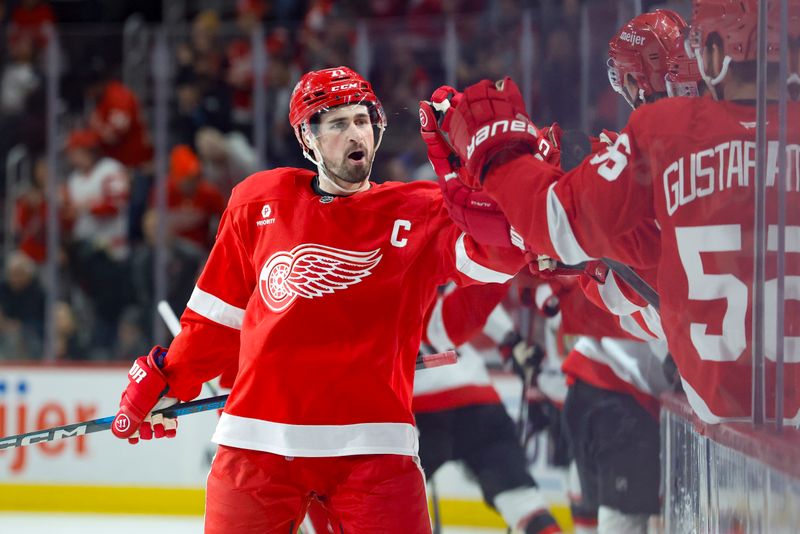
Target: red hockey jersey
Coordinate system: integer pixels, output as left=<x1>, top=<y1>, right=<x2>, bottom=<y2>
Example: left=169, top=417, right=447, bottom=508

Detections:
left=484, top=97, right=800, bottom=423
left=163, top=168, right=525, bottom=457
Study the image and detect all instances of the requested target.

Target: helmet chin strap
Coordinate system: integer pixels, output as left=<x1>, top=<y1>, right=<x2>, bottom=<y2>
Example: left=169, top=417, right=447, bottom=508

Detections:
left=317, top=163, right=371, bottom=195
left=694, top=48, right=732, bottom=101
left=303, top=136, right=372, bottom=195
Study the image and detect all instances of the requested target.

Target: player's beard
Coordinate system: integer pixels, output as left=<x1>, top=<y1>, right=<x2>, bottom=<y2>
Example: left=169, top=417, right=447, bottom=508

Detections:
left=324, top=144, right=374, bottom=185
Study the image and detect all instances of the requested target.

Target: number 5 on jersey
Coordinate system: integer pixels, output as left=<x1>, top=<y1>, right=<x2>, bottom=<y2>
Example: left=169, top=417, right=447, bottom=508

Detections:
left=589, top=133, right=631, bottom=182
left=677, top=224, right=800, bottom=363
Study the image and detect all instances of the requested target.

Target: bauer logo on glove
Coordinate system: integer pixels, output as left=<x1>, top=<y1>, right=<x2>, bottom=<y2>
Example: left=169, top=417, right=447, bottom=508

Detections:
left=465, top=117, right=538, bottom=161
left=432, top=77, right=543, bottom=187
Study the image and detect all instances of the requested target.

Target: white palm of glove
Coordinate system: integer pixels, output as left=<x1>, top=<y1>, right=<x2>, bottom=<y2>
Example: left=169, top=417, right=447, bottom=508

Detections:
left=127, top=397, right=179, bottom=444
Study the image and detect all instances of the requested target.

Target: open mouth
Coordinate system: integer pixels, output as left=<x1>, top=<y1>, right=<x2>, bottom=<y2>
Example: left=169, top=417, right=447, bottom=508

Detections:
left=348, top=150, right=365, bottom=162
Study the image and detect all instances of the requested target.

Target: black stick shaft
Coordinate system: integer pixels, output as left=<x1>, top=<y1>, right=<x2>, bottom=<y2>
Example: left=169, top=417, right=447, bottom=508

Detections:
left=601, top=258, right=660, bottom=311
left=0, top=352, right=456, bottom=449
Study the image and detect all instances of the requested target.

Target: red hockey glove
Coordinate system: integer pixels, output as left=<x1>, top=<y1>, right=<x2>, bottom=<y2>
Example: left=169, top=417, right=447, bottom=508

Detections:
left=112, top=346, right=178, bottom=444
left=526, top=253, right=593, bottom=279
left=538, top=122, right=563, bottom=167
left=420, top=94, right=517, bottom=248
left=439, top=77, right=541, bottom=187
left=498, top=331, right=546, bottom=379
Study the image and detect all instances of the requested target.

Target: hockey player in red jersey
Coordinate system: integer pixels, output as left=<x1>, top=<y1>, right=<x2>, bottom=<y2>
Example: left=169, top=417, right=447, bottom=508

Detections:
left=432, top=0, right=800, bottom=425
left=108, top=66, right=527, bottom=533
left=551, top=14, right=699, bottom=533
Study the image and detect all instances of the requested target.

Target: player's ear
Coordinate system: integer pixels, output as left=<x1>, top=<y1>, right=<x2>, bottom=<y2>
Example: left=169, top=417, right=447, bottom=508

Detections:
left=703, top=34, right=724, bottom=81
left=623, top=74, right=639, bottom=105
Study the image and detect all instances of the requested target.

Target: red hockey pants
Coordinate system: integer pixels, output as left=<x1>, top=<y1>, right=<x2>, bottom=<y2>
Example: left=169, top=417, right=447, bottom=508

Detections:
left=205, top=445, right=432, bottom=534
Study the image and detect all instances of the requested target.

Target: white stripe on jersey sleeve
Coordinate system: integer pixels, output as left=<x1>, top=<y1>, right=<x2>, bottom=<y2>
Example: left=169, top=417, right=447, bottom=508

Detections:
left=187, top=285, right=246, bottom=330
left=425, top=297, right=455, bottom=352
left=617, top=314, right=658, bottom=341
left=597, top=271, right=645, bottom=316
left=483, top=304, right=514, bottom=344
left=454, top=233, right=516, bottom=283
left=640, top=305, right=666, bottom=340
left=546, top=182, right=593, bottom=264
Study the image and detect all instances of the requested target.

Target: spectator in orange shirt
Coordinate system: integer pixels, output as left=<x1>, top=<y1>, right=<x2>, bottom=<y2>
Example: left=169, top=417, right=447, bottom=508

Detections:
left=166, top=144, right=225, bottom=250
left=86, top=60, right=153, bottom=169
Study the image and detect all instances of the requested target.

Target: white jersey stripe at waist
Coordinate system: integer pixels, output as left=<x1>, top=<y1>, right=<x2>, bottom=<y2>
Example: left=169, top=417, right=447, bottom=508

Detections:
left=187, top=285, right=245, bottom=330
left=212, top=413, right=419, bottom=457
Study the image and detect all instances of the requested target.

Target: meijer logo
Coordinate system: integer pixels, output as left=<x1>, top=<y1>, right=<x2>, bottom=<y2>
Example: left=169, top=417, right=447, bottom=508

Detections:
left=620, top=31, right=645, bottom=46
left=466, top=119, right=537, bottom=160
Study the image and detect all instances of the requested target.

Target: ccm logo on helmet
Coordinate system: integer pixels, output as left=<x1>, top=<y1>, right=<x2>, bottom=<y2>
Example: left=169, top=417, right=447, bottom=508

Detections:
left=331, top=83, right=359, bottom=92
left=466, top=119, right=538, bottom=160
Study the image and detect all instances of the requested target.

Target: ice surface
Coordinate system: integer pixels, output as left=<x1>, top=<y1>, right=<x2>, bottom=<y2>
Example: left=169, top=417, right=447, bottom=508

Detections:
left=0, top=513, right=505, bottom=533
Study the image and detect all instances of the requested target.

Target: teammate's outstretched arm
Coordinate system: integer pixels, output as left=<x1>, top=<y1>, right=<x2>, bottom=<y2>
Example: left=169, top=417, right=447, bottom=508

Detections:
left=435, top=77, right=653, bottom=268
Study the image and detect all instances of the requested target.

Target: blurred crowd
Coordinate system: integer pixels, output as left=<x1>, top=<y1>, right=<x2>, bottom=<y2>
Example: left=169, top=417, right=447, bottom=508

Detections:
left=0, top=0, right=680, bottom=361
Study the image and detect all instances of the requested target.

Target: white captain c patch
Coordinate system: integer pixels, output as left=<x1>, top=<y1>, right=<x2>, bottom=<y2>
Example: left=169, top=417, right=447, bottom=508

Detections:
left=391, top=219, right=412, bottom=248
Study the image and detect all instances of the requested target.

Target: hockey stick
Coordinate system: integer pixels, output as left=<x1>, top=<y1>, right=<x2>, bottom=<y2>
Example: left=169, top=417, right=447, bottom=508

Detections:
left=516, top=288, right=534, bottom=446
left=158, top=300, right=219, bottom=396
left=554, top=258, right=660, bottom=311
left=0, top=351, right=457, bottom=450
left=157, top=300, right=182, bottom=339
left=600, top=257, right=660, bottom=311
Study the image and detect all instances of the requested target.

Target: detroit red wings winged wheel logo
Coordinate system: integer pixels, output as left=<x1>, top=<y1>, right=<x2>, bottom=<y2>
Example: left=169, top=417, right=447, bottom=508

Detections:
left=259, top=244, right=383, bottom=312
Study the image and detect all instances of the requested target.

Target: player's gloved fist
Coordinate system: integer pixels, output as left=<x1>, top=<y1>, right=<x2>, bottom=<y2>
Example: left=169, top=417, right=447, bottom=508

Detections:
left=420, top=94, right=517, bottom=248
left=440, top=77, right=540, bottom=187
left=419, top=85, right=467, bottom=179
left=499, top=331, right=545, bottom=378
left=526, top=253, right=593, bottom=280
left=112, top=346, right=178, bottom=444
left=537, top=122, right=563, bottom=167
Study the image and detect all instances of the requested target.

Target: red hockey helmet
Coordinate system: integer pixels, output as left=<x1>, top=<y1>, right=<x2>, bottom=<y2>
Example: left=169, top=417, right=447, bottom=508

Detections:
left=289, top=66, right=387, bottom=161
left=687, top=0, right=800, bottom=93
left=687, top=0, right=800, bottom=63
left=607, top=9, right=689, bottom=108
left=665, top=33, right=702, bottom=98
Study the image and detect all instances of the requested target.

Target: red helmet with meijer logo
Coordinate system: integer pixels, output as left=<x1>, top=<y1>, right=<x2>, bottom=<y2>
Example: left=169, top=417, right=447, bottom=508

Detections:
left=607, top=9, right=689, bottom=108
